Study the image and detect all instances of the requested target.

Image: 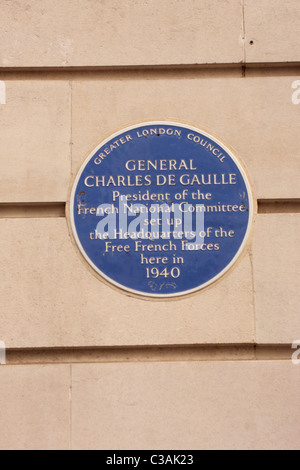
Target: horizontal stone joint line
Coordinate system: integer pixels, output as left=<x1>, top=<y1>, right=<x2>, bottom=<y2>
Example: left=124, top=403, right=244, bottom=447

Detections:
left=0, top=202, right=66, bottom=218
left=1, top=200, right=300, bottom=218
left=3, top=344, right=294, bottom=365
left=0, top=63, right=300, bottom=80
left=258, top=199, right=300, bottom=214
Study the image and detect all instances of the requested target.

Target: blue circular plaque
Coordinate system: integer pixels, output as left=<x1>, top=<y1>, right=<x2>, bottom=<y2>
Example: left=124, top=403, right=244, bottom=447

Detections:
left=69, top=122, right=254, bottom=298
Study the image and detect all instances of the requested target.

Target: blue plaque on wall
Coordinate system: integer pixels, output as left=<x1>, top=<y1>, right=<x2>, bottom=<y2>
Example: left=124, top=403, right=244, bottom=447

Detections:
left=68, top=122, right=254, bottom=298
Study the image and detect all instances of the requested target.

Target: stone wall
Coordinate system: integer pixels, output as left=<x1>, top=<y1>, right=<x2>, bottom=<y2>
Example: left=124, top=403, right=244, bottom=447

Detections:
left=0, top=0, right=299, bottom=450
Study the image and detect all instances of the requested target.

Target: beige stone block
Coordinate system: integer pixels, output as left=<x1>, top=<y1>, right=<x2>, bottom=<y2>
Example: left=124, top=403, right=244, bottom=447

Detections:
left=0, top=81, right=71, bottom=202
left=71, top=74, right=300, bottom=199
left=71, top=361, right=300, bottom=450
left=0, top=0, right=243, bottom=68
left=244, top=0, right=300, bottom=63
left=0, top=365, right=70, bottom=450
left=253, top=214, right=300, bottom=344
left=0, top=218, right=254, bottom=348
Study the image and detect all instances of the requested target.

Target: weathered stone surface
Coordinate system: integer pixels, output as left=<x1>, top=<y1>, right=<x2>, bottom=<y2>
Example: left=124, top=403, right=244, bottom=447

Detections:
left=0, top=365, right=70, bottom=450
left=0, top=0, right=243, bottom=67
left=244, top=0, right=300, bottom=63
left=253, top=214, right=300, bottom=344
left=72, top=361, right=300, bottom=450
left=0, top=81, right=71, bottom=202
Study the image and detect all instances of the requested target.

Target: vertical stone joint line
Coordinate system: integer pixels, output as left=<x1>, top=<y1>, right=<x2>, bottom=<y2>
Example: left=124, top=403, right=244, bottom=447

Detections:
left=241, top=0, right=246, bottom=67
left=70, top=81, right=73, bottom=175
left=69, top=364, right=73, bottom=451
left=0, top=81, right=6, bottom=104
left=249, top=250, right=257, bottom=345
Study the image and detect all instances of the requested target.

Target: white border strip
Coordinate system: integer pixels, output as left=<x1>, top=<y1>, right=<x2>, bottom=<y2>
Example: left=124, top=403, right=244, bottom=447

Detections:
left=0, top=81, right=6, bottom=105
